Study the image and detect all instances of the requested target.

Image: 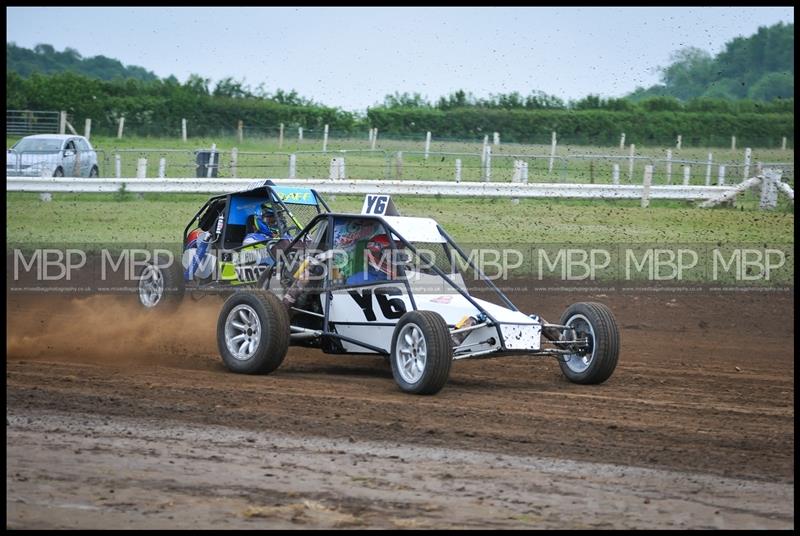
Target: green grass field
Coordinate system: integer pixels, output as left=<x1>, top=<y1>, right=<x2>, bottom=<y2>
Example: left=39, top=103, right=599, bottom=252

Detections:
left=6, top=192, right=794, bottom=285
left=7, top=192, right=794, bottom=245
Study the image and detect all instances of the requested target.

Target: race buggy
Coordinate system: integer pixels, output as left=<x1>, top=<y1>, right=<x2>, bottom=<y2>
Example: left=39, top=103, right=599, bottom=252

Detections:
left=137, top=181, right=330, bottom=309
left=213, top=189, right=620, bottom=395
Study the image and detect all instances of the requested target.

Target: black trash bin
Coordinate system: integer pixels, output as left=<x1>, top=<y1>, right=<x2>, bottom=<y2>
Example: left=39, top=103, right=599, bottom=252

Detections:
left=195, top=149, right=219, bottom=178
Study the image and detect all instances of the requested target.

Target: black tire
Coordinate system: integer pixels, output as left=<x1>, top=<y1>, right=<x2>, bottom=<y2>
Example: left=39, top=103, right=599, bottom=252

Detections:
left=137, top=252, right=185, bottom=310
left=89, top=166, right=99, bottom=178
left=53, top=167, right=64, bottom=177
left=217, top=290, right=290, bottom=374
left=558, top=302, right=619, bottom=385
left=390, top=310, right=453, bottom=395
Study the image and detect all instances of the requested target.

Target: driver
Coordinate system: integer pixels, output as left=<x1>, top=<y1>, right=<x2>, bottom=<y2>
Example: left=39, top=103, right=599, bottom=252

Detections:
left=243, top=203, right=290, bottom=245
left=346, top=233, right=396, bottom=285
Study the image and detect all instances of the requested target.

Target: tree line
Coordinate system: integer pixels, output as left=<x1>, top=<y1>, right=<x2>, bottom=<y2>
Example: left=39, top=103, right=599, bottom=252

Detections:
left=6, top=21, right=794, bottom=147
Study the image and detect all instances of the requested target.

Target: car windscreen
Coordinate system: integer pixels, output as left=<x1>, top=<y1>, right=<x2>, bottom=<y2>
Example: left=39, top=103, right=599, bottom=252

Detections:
left=10, top=139, right=63, bottom=152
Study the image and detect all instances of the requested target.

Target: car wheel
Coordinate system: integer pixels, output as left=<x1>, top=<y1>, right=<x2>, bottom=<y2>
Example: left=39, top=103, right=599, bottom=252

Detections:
left=217, top=290, right=290, bottom=374
left=557, top=302, right=620, bottom=385
left=137, top=253, right=185, bottom=310
left=53, top=167, right=64, bottom=177
left=89, top=166, right=99, bottom=178
left=390, top=310, right=453, bottom=395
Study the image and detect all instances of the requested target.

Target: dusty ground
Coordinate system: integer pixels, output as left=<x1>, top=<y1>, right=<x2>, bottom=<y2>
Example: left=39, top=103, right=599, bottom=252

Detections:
left=6, top=283, right=795, bottom=528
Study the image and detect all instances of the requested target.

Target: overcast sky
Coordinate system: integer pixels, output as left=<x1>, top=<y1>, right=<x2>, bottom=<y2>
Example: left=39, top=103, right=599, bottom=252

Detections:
left=6, top=6, right=795, bottom=112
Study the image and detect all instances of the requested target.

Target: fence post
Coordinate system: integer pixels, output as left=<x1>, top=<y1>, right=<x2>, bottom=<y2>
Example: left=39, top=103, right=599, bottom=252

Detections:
left=483, top=146, right=491, bottom=182
left=279, top=123, right=284, bottom=148
left=743, top=147, right=752, bottom=180
left=424, top=131, right=431, bottom=159
left=329, top=158, right=339, bottom=180
left=206, top=143, right=216, bottom=178
left=782, top=136, right=787, bottom=151
left=665, top=149, right=672, bottom=185
left=182, top=118, right=187, bottom=142
left=612, top=163, right=620, bottom=185
left=759, top=168, right=780, bottom=210
left=322, top=124, right=329, bottom=152
left=548, top=131, right=557, bottom=174
left=705, top=152, right=713, bottom=186
left=136, top=158, right=147, bottom=179
left=731, top=135, right=736, bottom=151
left=230, top=147, right=238, bottom=178
left=117, top=117, right=125, bottom=139
left=298, top=127, right=303, bottom=142
left=756, top=161, right=762, bottom=176
left=522, top=161, right=529, bottom=183
left=84, top=118, right=92, bottom=139
left=481, top=135, right=488, bottom=165
left=718, top=165, right=726, bottom=186
left=339, top=157, right=346, bottom=179
left=371, top=128, right=378, bottom=150
left=683, top=165, right=691, bottom=186
left=59, top=111, right=67, bottom=134
left=641, top=165, right=653, bottom=208
left=619, top=133, right=625, bottom=149
left=676, top=134, right=682, bottom=150
left=237, top=120, right=243, bottom=143
left=396, top=151, right=403, bottom=180
left=455, top=159, right=462, bottom=183
left=158, top=157, right=166, bottom=178
left=289, top=154, right=296, bottom=179
left=115, top=154, right=121, bottom=178
left=368, top=128, right=374, bottom=145
left=493, top=132, right=500, bottom=146
left=512, top=160, right=522, bottom=182
left=628, top=144, right=635, bottom=182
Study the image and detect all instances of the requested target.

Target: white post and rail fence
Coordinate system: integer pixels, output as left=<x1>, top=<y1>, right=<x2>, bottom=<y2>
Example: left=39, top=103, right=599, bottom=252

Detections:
left=8, top=169, right=792, bottom=210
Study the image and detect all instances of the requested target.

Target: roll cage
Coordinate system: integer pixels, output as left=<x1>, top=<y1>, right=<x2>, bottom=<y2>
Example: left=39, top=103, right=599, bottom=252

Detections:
left=275, top=212, right=539, bottom=358
left=182, top=184, right=331, bottom=251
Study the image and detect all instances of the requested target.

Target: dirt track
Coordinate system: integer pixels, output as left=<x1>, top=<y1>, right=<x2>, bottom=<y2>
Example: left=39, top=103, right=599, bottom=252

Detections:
left=6, top=284, right=795, bottom=528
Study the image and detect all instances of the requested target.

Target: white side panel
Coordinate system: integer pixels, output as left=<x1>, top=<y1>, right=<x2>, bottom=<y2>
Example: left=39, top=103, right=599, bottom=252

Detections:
left=335, top=325, right=395, bottom=354
left=500, top=324, right=541, bottom=350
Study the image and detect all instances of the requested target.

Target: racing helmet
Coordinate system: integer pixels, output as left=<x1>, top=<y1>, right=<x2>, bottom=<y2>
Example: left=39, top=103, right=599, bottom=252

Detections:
left=366, top=234, right=393, bottom=276
left=186, top=228, right=203, bottom=249
left=256, top=204, right=278, bottom=234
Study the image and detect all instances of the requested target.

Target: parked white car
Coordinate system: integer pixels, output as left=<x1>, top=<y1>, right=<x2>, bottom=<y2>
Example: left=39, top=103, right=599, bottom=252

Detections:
left=6, top=134, right=99, bottom=177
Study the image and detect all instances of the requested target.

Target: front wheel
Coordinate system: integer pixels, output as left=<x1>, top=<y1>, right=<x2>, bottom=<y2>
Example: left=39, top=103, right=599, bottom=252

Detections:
left=390, top=310, right=453, bottom=395
left=217, top=291, right=290, bottom=374
left=53, top=167, right=64, bottom=177
left=89, top=165, right=99, bottom=178
left=558, top=302, right=619, bottom=385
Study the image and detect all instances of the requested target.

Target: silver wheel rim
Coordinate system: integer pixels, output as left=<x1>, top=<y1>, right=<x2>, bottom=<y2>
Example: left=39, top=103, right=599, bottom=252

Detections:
left=225, top=305, right=262, bottom=361
left=562, top=313, right=595, bottom=373
left=396, top=323, right=427, bottom=384
left=138, top=264, right=164, bottom=308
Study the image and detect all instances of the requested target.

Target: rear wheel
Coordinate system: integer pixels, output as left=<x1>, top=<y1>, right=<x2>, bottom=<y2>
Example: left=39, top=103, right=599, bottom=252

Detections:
left=89, top=165, right=99, bottom=178
left=53, top=167, right=64, bottom=177
left=137, top=253, right=184, bottom=310
left=390, top=311, right=453, bottom=395
left=217, top=291, right=290, bottom=374
left=558, top=302, right=619, bottom=384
